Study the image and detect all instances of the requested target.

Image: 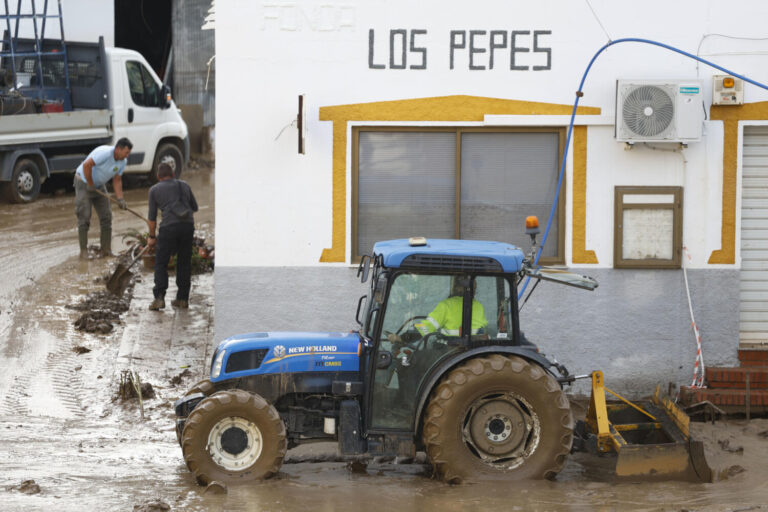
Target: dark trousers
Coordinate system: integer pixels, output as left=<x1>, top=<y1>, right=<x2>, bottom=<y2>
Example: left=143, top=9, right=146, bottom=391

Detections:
left=154, top=222, right=194, bottom=300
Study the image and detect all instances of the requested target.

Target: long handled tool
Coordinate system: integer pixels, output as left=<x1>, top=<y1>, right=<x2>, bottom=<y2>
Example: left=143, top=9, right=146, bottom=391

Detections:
left=107, top=244, right=150, bottom=296
left=92, top=188, right=151, bottom=227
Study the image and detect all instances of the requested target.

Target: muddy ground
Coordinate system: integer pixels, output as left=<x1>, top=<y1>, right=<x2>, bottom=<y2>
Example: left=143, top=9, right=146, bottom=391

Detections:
left=1, top=163, right=768, bottom=511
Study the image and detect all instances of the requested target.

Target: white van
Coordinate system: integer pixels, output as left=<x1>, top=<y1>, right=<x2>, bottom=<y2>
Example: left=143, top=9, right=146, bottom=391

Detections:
left=0, top=37, right=189, bottom=203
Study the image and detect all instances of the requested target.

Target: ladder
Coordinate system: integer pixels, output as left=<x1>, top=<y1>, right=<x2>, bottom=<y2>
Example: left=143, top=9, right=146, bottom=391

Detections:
left=0, top=0, right=71, bottom=109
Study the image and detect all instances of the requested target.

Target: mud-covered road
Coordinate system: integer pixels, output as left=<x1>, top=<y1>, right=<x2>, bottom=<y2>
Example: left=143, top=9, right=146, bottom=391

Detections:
left=1, top=164, right=768, bottom=511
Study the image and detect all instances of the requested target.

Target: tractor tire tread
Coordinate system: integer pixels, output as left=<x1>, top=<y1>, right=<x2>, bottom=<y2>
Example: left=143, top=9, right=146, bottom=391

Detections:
left=181, top=389, right=286, bottom=485
left=421, top=354, right=572, bottom=483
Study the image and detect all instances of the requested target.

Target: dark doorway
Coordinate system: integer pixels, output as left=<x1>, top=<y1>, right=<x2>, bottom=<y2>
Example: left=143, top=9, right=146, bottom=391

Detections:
left=114, top=0, right=172, bottom=79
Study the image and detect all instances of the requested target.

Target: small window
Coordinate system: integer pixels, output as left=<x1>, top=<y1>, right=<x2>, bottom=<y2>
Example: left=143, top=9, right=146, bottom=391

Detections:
left=614, top=186, right=682, bottom=268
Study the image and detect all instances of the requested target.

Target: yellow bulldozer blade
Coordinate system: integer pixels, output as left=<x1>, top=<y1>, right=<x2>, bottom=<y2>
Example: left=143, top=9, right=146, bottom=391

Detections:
left=582, top=371, right=713, bottom=482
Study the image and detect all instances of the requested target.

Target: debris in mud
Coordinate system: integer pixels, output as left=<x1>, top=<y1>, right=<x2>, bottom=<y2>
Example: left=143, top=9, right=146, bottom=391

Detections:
left=718, top=439, right=744, bottom=454
left=67, top=291, right=130, bottom=313
left=170, top=368, right=192, bottom=386
left=133, top=500, right=170, bottom=512
left=204, top=481, right=227, bottom=495
left=720, top=464, right=746, bottom=479
left=120, top=381, right=156, bottom=400
left=758, top=430, right=768, bottom=439
left=346, top=460, right=368, bottom=474
left=73, top=346, right=91, bottom=355
left=68, top=290, right=131, bottom=334
left=74, top=311, right=119, bottom=333
left=8, top=480, right=41, bottom=495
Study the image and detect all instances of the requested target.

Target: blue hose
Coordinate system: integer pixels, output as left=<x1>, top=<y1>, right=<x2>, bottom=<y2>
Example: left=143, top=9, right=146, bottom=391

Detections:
left=518, top=37, right=768, bottom=300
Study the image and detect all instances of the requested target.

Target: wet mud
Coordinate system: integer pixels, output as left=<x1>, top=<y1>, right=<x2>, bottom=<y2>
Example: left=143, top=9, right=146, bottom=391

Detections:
left=2, top=163, right=768, bottom=511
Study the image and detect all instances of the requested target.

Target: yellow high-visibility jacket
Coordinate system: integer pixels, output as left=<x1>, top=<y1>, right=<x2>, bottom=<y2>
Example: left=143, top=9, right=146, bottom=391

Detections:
left=415, top=296, right=488, bottom=337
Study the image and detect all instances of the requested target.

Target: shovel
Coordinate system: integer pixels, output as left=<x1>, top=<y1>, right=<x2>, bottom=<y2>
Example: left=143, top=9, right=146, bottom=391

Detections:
left=92, top=188, right=151, bottom=227
left=107, top=244, right=150, bottom=296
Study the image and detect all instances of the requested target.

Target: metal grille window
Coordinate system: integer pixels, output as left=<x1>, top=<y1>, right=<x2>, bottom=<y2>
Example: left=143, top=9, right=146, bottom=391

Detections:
left=614, top=186, right=683, bottom=268
left=354, top=128, right=564, bottom=263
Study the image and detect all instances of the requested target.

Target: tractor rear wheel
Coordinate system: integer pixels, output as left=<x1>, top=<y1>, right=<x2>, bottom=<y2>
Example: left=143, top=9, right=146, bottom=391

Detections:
left=181, top=390, right=286, bottom=485
left=422, top=354, right=573, bottom=483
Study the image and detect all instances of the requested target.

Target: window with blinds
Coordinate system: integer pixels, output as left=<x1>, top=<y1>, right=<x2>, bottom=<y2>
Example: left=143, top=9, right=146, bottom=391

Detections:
left=354, top=128, right=564, bottom=263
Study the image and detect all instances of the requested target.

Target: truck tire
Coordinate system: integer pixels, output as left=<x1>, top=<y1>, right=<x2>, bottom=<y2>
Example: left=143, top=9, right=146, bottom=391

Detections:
left=181, top=390, right=286, bottom=485
left=4, top=158, right=41, bottom=203
left=150, top=143, right=183, bottom=182
left=422, top=354, right=573, bottom=483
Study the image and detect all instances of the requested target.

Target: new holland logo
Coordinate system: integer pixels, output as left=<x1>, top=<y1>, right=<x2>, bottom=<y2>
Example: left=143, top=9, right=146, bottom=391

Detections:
left=273, top=345, right=286, bottom=360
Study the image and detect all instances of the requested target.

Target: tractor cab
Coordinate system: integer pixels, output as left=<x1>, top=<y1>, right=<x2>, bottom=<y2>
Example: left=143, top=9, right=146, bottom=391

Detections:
left=358, top=238, right=529, bottom=432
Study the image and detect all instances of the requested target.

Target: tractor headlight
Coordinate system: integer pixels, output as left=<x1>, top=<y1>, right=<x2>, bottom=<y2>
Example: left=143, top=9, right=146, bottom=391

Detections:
left=211, top=350, right=226, bottom=378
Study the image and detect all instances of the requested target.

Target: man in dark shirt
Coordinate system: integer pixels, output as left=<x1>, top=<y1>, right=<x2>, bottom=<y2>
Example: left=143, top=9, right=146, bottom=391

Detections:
left=146, top=163, right=199, bottom=310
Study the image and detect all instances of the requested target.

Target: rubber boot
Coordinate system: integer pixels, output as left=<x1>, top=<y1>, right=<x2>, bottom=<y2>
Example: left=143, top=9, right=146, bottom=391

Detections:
left=78, top=226, right=89, bottom=260
left=99, top=227, right=113, bottom=258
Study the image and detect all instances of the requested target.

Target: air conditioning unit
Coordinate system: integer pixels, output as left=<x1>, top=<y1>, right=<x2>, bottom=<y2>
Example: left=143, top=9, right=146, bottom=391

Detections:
left=615, top=80, right=704, bottom=143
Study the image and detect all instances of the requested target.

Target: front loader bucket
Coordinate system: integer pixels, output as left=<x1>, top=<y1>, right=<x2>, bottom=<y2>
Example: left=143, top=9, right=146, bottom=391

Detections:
left=581, top=372, right=714, bottom=482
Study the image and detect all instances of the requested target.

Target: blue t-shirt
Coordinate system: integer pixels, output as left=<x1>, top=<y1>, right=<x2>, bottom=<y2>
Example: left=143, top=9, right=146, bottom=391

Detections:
left=75, top=145, right=127, bottom=187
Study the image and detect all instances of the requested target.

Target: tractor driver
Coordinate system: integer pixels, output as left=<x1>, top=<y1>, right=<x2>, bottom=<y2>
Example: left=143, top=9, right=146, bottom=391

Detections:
left=387, top=275, right=488, bottom=344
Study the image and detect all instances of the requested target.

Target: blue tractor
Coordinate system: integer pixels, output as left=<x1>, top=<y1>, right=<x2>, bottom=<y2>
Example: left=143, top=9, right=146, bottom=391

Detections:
left=174, top=230, right=598, bottom=485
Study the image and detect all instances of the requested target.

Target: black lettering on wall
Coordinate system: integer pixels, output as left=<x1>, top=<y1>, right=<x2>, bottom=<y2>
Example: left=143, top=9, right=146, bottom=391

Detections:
left=510, top=30, right=530, bottom=71
left=533, top=30, right=552, bottom=70
left=469, top=30, right=486, bottom=70
left=410, top=29, right=427, bottom=69
left=390, top=29, right=407, bottom=69
left=368, top=29, right=385, bottom=69
left=449, top=30, right=466, bottom=70
left=489, top=30, right=507, bottom=70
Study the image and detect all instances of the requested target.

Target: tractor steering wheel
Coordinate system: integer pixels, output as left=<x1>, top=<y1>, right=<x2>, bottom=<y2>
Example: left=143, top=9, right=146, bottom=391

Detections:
left=395, top=315, right=427, bottom=335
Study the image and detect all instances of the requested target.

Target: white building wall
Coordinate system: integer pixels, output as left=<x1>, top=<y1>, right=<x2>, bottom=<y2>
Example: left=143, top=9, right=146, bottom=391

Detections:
left=216, top=0, right=768, bottom=268
left=214, top=0, right=768, bottom=392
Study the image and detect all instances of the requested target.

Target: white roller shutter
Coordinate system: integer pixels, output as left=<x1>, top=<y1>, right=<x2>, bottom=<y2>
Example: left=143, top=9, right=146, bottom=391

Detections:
left=740, top=125, right=768, bottom=345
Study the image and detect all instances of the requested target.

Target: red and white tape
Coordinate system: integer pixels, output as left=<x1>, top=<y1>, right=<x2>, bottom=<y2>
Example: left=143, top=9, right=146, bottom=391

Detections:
left=683, top=247, right=705, bottom=388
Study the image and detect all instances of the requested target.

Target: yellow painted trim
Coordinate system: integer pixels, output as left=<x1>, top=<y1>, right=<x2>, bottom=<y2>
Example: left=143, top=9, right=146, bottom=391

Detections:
left=708, top=102, right=768, bottom=264
left=572, top=126, right=598, bottom=264
left=318, top=95, right=601, bottom=263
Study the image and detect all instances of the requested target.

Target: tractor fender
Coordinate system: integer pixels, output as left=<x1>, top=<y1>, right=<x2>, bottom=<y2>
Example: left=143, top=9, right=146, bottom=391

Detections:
left=0, top=149, right=51, bottom=181
left=412, top=346, right=559, bottom=435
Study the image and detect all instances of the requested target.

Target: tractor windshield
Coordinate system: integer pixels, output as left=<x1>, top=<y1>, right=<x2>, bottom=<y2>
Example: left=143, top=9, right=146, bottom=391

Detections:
left=370, top=273, right=514, bottom=429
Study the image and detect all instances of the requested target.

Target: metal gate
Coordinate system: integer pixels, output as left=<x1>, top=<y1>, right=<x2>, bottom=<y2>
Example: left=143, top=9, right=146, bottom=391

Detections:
left=740, top=125, right=768, bottom=346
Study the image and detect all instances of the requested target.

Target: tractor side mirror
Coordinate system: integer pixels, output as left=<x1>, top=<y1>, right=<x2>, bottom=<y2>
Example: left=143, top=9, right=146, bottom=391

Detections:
left=357, top=255, right=371, bottom=283
left=355, top=295, right=367, bottom=326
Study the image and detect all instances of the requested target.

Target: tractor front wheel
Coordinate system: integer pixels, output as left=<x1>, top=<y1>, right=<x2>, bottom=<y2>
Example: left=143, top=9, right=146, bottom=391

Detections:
left=422, top=354, right=573, bottom=483
left=181, top=390, right=286, bottom=485
left=185, top=378, right=215, bottom=397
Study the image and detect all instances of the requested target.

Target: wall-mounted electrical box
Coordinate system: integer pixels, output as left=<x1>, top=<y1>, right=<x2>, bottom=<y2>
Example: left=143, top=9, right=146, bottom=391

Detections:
left=712, top=75, right=744, bottom=105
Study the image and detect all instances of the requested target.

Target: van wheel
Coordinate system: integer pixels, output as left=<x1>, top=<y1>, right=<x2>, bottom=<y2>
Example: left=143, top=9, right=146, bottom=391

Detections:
left=4, top=158, right=41, bottom=203
left=422, top=355, right=573, bottom=483
left=150, top=143, right=183, bottom=182
left=181, top=390, right=286, bottom=485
